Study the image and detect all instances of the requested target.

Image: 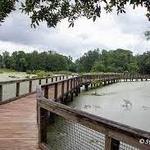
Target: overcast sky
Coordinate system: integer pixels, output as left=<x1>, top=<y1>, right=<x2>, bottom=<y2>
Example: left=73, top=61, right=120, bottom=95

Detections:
left=0, top=5, right=150, bottom=59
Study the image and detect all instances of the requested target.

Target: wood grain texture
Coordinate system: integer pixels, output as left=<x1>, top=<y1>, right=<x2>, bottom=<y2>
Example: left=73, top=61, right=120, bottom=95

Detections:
left=0, top=94, right=39, bottom=150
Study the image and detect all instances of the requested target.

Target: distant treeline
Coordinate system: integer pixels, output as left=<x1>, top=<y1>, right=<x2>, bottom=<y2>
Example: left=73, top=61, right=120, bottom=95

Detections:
left=0, top=51, right=76, bottom=72
left=0, top=49, right=150, bottom=74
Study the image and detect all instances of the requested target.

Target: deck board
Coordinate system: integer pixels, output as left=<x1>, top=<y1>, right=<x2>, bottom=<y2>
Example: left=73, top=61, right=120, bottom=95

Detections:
left=0, top=94, right=39, bottom=150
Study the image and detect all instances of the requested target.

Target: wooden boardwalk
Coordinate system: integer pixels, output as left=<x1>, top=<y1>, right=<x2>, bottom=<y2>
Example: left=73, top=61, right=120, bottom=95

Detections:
left=0, top=94, right=39, bottom=150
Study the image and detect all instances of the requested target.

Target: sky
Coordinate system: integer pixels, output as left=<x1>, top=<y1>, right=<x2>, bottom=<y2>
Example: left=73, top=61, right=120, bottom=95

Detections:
left=0, top=4, right=150, bottom=59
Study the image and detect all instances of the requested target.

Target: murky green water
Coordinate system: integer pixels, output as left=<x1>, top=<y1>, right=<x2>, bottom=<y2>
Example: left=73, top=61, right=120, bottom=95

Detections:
left=69, top=81, right=150, bottom=132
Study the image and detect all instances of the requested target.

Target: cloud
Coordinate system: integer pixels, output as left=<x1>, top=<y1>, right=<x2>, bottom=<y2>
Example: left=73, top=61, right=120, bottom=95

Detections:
left=0, top=5, right=149, bottom=59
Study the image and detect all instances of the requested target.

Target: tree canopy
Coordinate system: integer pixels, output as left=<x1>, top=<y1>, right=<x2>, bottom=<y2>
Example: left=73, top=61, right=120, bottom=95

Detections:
left=0, top=50, right=75, bottom=72
left=0, top=49, right=150, bottom=74
left=76, top=49, right=150, bottom=74
left=0, top=0, right=150, bottom=27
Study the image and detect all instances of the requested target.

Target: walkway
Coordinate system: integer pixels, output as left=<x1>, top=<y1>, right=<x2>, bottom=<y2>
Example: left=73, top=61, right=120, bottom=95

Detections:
left=0, top=94, right=39, bottom=150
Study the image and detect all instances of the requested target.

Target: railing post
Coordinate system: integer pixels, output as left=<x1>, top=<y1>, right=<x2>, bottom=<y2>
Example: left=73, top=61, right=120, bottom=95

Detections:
left=46, top=78, right=48, bottom=84
left=67, top=80, right=69, bottom=92
left=55, top=76, right=58, bottom=82
left=61, top=81, right=64, bottom=96
left=70, top=79, right=73, bottom=90
left=44, top=85, right=49, bottom=99
left=16, top=82, right=20, bottom=97
left=105, top=135, right=120, bottom=150
left=51, top=77, right=53, bottom=82
left=39, top=79, right=41, bottom=85
left=39, top=108, right=48, bottom=144
left=0, top=85, right=2, bottom=101
left=54, top=83, right=58, bottom=100
left=62, top=75, right=65, bottom=79
left=59, top=76, right=61, bottom=81
left=29, top=80, right=32, bottom=93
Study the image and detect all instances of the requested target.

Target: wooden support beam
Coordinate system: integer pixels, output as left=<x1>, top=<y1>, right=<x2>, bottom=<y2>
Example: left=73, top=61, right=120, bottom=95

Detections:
left=70, top=92, right=74, bottom=101
left=85, top=84, right=89, bottom=91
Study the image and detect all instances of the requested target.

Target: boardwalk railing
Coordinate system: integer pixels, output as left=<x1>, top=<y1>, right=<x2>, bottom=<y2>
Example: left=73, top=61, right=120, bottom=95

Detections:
left=37, top=98, right=150, bottom=150
left=0, top=75, right=67, bottom=103
left=1, top=73, right=149, bottom=103
left=37, top=74, right=150, bottom=150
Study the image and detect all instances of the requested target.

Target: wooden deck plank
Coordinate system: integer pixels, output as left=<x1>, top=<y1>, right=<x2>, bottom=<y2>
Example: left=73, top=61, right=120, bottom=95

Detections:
left=0, top=94, right=39, bottom=150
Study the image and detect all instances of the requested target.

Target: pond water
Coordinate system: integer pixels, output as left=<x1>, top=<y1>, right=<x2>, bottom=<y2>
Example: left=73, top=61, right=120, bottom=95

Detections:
left=69, top=81, right=150, bottom=132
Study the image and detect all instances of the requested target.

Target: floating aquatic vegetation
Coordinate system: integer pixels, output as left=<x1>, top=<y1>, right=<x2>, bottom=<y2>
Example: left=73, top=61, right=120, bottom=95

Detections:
left=83, top=104, right=92, bottom=109
left=122, top=99, right=132, bottom=111
left=142, top=106, right=150, bottom=110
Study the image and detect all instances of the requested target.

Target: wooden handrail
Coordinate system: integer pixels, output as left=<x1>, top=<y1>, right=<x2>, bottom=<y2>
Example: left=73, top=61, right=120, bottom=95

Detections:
left=0, top=75, right=65, bottom=84
left=0, top=75, right=67, bottom=102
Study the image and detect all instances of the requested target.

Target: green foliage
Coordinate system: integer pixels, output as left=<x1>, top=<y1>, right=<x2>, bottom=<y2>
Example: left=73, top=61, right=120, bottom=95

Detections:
left=0, top=0, right=149, bottom=27
left=145, top=31, right=150, bottom=40
left=34, top=70, right=47, bottom=78
left=76, top=49, right=100, bottom=72
left=0, top=0, right=16, bottom=23
left=76, top=49, right=149, bottom=74
left=137, top=51, right=150, bottom=74
left=1, top=49, right=150, bottom=75
left=0, top=50, right=76, bottom=73
left=91, top=62, right=105, bottom=72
